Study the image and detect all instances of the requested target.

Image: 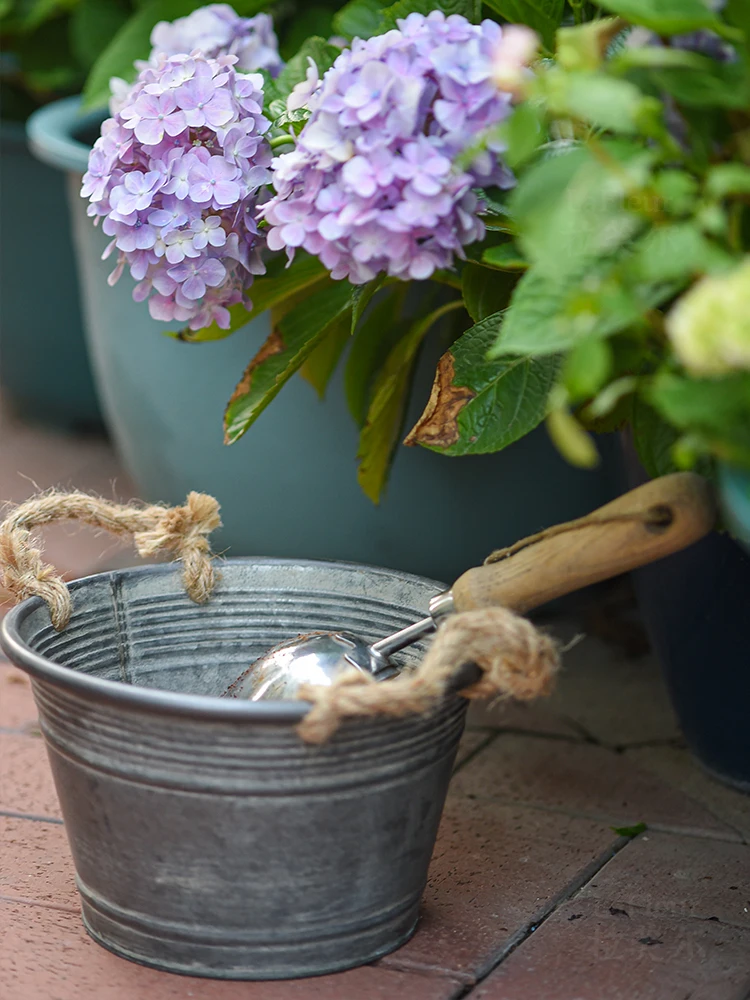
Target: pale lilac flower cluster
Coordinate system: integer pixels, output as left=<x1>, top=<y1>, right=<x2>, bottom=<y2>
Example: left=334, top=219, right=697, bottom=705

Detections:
left=83, top=51, right=272, bottom=330
left=150, top=5, right=282, bottom=75
left=262, top=11, right=515, bottom=284
left=109, top=6, right=281, bottom=115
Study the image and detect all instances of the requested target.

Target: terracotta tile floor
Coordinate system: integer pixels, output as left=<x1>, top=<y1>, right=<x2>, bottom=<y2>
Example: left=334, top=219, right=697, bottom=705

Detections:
left=1, top=406, right=750, bottom=1000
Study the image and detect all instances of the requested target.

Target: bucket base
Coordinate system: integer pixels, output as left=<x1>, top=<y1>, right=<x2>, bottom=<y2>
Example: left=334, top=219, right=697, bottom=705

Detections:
left=80, top=899, right=420, bottom=980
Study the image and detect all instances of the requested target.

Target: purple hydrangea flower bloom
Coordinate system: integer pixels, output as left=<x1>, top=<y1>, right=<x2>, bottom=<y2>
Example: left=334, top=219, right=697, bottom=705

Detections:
left=261, top=11, right=516, bottom=284
left=149, top=5, right=282, bottom=76
left=82, top=50, right=272, bottom=330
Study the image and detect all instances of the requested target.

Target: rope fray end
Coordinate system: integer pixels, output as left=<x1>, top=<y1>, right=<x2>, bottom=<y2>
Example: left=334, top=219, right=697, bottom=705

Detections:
left=0, top=490, right=222, bottom=630
left=296, top=607, right=560, bottom=744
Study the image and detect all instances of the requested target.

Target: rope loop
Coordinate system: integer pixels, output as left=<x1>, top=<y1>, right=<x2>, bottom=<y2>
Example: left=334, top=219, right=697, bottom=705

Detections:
left=0, top=490, right=221, bottom=630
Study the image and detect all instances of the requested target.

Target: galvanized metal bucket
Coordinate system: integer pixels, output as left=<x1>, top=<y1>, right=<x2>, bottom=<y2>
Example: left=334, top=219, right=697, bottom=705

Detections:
left=0, top=558, right=466, bottom=980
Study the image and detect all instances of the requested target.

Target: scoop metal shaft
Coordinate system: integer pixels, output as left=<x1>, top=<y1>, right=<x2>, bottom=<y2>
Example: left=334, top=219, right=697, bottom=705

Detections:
left=224, top=593, right=454, bottom=701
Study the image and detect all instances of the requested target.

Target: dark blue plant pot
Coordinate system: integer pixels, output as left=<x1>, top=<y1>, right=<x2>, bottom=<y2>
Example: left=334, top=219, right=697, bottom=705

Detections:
left=0, top=116, right=102, bottom=430
left=624, top=447, right=750, bottom=791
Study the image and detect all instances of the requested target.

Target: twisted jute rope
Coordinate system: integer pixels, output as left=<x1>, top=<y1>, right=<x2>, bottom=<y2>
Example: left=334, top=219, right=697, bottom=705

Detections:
left=296, top=607, right=560, bottom=743
left=0, top=490, right=222, bottom=630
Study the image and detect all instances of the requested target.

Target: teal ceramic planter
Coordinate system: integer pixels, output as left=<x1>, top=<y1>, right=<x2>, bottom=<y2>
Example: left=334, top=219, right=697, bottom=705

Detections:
left=26, top=96, right=616, bottom=580
left=719, top=464, right=750, bottom=553
left=0, top=114, right=101, bottom=429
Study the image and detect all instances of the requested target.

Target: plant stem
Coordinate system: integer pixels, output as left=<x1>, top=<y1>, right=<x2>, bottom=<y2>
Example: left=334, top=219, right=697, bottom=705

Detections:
left=269, top=134, right=296, bottom=150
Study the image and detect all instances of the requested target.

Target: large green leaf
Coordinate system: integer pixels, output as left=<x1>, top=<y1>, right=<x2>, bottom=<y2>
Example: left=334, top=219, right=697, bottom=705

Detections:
left=344, top=287, right=409, bottom=426
left=82, top=0, right=269, bottom=109
left=378, top=0, right=481, bottom=32
left=299, top=310, right=351, bottom=398
left=483, top=0, right=564, bottom=49
left=172, top=254, right=328, bottom=343
left=510, top=142, right=648, bottom=281
left=332, top=0, right=384, bottom=39
left=404, top=318, right=559, bottom=456
left=224, top=282, right=354, bottom=444
left=648, top=373, right=750, bottom=453
left=594, top=0, right=726, bottom=36
left=626, top=223, right=734, bottom=283
left=554, top=73, right=652, bottom=134
left=351, top=274, right=386, bottom=334
left=71, top=0, right=131, bottom=72
left=357, top=301, right=461, bottom=503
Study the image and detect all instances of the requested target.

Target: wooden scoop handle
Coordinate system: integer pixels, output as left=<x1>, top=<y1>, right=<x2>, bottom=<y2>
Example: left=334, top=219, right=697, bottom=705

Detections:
left=451, top=472, right=716, bottom=615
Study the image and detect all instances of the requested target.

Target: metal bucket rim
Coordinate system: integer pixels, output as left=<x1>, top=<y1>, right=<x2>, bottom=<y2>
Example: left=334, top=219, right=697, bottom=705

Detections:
left=0, top=556, right=445, bottom=723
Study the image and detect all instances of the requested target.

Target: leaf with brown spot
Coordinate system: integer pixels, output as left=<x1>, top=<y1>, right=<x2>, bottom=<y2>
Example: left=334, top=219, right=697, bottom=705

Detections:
left=403, top=353, right=475, bottom=449
left=224, top=282, right=354, bottom=445
left=224, top=330, right=285, bottom=429
left=357, top=300, right=464, bottom=504
left=405, top=316, right=559, bottom=457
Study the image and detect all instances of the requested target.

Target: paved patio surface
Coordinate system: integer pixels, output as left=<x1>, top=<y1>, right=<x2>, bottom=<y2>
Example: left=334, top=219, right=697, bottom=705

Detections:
left=1, top=406, right=749, bottom=1000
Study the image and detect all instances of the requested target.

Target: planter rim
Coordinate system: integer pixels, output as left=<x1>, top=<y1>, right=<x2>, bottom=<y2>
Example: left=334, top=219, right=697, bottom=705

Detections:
left=718, top=462, right=750, bottom=553
left=26, top=95, right=100, bottom=173
left=0, top=555, right=445, bottom=724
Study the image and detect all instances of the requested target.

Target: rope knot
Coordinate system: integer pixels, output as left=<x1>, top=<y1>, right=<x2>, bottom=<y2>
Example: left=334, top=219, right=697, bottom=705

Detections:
left=296, top=606, right=560, bottom=744
left=0, top=490, right=222, bottom=629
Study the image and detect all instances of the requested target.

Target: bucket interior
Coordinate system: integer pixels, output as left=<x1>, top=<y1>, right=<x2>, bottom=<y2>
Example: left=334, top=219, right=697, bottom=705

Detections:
left=12, top=558, right=443, bottom=698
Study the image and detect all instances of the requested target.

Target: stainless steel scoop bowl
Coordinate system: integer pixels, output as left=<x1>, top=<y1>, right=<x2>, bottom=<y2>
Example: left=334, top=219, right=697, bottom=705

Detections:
left=225, top=474, right=716, bottom=702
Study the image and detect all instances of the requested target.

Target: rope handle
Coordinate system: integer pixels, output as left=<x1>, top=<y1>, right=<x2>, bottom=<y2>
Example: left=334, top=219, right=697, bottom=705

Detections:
left=0, top=491, right=221, bottom=630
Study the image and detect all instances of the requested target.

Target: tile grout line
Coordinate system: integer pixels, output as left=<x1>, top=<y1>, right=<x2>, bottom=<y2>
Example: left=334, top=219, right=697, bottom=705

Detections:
left=0, top=893, right=79, bottom=916
left=452, top=730, right=502, bottom=776
left=0, top=809, right=63, bottom=825
left=454, top=792, right=744, bottom=844
left=455, top=835, right=635, bottom=998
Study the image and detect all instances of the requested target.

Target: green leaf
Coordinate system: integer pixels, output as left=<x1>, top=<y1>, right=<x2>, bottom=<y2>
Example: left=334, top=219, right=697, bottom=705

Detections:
left=498, top=101, right=544, bottom=170
left=300, top=310, right=351, bottom=398
left=648, top=372, right=750, bottom=448
left=224, top=281, right=354, bottom=445
left=631, top=397, right=680, bottom=478
left=172, top=254, right=328, bottom=342
left=274, top=36, right=342, bottom=100
left=82, top=0, right=270, bottom=108
left=482, top=243, right=528, bottom=271
left=351, top=274, right=386, bottom=334
left=487, top=264, right=661, bottom=358
left=278, top=6, right=334, bottom=63
left=357, top=301, right=462, bottom=502
left=546, top=405, right=600, bottom=468
left=461, top=261, right=516, bottom=322
left=332, top=0, right=384, bottom=39
left=594, top=0, right=724, bottom=36
left=70, top=0, right=131, bottom=72
left=483, top=0, right=564, bottom=49
left=378, top=0, right=480, bottom=32
left=626, top=223, right=735, bottom=283
left=551, top=72, right=653, bottom=134
left=725, top=0, right=750, bottom=56
left=345, top=287, right=409, bottom=426
left=404, top=318, right=559, bottom=456
left=611, top=822, right=647, bottom=838
left=650, top=57, right=750, bottom=110
left=653, top=170, right=699, bottom=216
left=563, top=336, right=613, bottom=401
left=82, top=0, right=203, bottom=109
left=706, top=163, right=750, bottom=199
left=509, top=142, right=648, bottom=282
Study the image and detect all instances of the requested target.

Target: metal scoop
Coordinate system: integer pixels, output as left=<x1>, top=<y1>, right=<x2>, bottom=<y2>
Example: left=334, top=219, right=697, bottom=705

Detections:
left=224, top=473, right=715, bottom=702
